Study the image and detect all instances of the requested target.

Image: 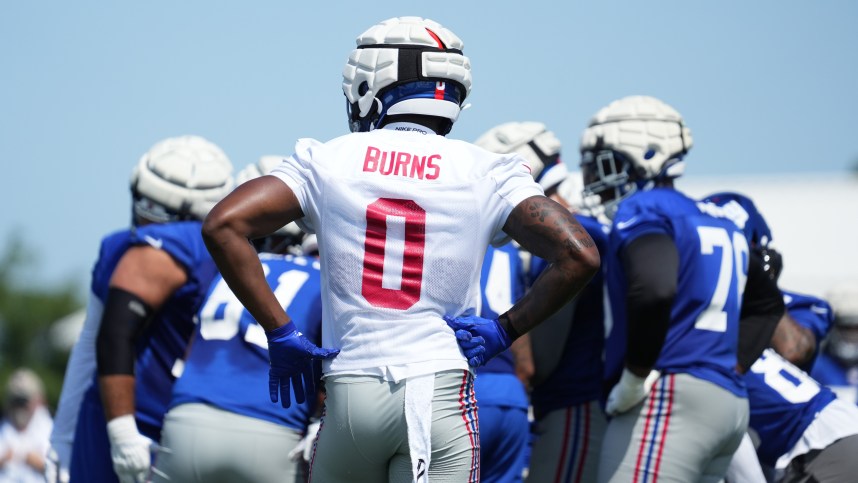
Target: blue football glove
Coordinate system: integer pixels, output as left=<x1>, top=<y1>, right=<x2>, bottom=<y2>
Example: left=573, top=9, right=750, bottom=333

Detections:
left=444, top=315, right=513, bottom=367
left=266, top=322, right=339, bottom=408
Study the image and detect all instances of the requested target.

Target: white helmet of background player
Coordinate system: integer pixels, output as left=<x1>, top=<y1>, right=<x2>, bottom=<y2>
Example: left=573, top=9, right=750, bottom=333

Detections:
left=579, top=95, right=693, bottom=218
left=235, top=156, right=304, bottom=252
left=475, top=122, right=568, bottom=194
left=825, top=282, right=858, bottom=366
left=130, top=135, right=234, bottom=226
left=343, top=16, right=472, bottom=134
left=234, top=155, right=284, bottom=185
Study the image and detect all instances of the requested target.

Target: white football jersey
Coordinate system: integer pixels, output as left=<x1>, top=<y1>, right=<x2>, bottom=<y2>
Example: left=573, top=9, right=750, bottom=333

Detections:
left=270, top=122, right=543, bottom=380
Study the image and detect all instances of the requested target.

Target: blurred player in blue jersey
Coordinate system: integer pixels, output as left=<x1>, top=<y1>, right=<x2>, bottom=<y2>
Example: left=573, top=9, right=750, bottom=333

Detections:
left=812, top=282, right=858, bottom=405
left=579, top=96, right=784, bottom=483
left=701, top=191, right=858, bottom=482
left=702, top=192, right=823, bottom=372
left=525, top=182, right=610, bottom=483
left=473, top=241, right=531, bottom=483
left=741, top=349, right=858, bottom=482
left=474, top=121, right=573, bottom=483
left=151, top=157, right=323, bottom=483
left=475, top=122, right=611, bottom=483
left=49, top=136, right=234, bottom=483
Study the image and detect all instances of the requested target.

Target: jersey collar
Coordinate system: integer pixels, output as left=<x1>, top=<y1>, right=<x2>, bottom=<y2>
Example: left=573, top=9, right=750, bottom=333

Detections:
left=382, top=122, right=436, bottom=136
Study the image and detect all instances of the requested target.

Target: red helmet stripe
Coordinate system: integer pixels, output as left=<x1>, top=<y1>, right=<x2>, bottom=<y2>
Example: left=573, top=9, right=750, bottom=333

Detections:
left=425, top=28, right=446, bottom=49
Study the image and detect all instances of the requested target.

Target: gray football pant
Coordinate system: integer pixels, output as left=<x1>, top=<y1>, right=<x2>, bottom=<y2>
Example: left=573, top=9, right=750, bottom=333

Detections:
left=308, top=370, right=479, bottom=483
left=528, top=400, right=607, bottom=483
left=597, top=373, right=749, bottom=483
left=151, top=403, right=305, bottom=483
left=781, top=434, right=858, bottom=483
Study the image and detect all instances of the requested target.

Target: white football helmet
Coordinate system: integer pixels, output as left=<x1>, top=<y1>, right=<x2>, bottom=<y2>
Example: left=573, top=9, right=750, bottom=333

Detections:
left=343, top=16, right=472, bottom=134
left=557, top=171, right=584, bottom=210
left=130, top=135, right=234, bottom=226
left=579, top=95, right=693, bottom=218
left=474, top=121, right=567, bottom=192
left=825, top=282, right=858, bottom=366
left=234, top=155, right=285, bottom=185
left=235, top=156, right=303, bottom=250
left=301, top=234, right=319, bottom=257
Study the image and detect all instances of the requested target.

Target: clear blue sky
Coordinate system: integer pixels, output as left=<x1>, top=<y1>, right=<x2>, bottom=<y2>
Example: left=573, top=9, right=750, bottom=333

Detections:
left=2, top=1, right=856, bottom=290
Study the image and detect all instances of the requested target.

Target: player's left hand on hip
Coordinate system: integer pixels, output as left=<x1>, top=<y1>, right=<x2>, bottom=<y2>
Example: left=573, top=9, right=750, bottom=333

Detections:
left=106, top=415, right=158, bottom=483
left=444, top=314, right=512, bottom=367
left=267, top=322, right=340, bottom=408
left=605, top=368, right=661, bottom=416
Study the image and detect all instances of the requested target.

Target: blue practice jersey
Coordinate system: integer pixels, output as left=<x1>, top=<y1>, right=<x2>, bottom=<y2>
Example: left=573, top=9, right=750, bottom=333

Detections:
left=83, top=221, right=218, bottom=434
left=605, top=189, right=748, bottom=396
left=811, top=352, right=858, bottom=405
left=475, top=243, right=529, bottom=409
left=745, top=348, right=835, bottom=467
left=530, top=214, right=609, bottom=414
left=170, top=253, right=324, bottom=431
left=478, top=243, right=525, bottom=376
left=68, top=222, right=218, bottom=483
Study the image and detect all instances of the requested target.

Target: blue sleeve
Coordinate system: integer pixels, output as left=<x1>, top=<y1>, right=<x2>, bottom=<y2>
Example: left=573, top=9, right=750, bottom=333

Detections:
left=90, top=230, right=133, bottom=301
left=610, top=195, right=673, bottom=254
left=130, top=222, right=209, bottom=274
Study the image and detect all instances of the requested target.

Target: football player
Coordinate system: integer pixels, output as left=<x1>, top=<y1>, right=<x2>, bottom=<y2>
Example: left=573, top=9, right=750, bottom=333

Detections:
left=202, top=16, right=600, bottom=482
left=702, top=192, right=858, bottom=482
left=741, top=349, right=858, bottom=482
left=151, top=158, right=323, bottom=483
left=473, top=121, right=571, bottom=482
left=473, top=237, right=531, bottom=483
left=702, top=192, right=824, bottom=372
left=474, top=123, right=610, bottom=483
left=580, top=96, right=783, bottom=483
left=49, top=136, right=234, bottom=483
left=525, top=173, right=610, bottom=483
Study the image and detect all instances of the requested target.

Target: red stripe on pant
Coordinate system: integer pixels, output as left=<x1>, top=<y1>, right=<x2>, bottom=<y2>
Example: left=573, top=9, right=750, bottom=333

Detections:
left=633, top=380, right=660, bottom=483
left=572, top=402, right=591, bottom=483
left=458, top=371, right=480, bottom=483
left=553, top=407, right=574, bottom=483
left=651, top=375, right=675, bottom=482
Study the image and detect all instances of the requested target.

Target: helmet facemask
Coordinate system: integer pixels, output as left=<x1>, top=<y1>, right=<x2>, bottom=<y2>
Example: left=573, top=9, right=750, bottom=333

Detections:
left=131, top=190, right=195, bottom=227
left=581, top=149, right=638, bottom=219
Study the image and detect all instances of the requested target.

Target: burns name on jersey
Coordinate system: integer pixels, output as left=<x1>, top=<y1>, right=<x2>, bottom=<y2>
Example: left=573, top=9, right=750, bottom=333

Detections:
left=363, top=146, right=441, bottom=180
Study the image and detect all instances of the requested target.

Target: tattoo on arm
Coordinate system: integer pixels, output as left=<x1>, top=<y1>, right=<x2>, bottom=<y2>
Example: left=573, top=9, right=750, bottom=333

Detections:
left=511, top=196, right=595, bottom=260
left=500, top=195, right=600, bottom=338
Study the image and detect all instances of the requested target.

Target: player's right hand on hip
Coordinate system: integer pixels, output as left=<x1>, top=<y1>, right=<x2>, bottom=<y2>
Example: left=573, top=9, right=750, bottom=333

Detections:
left=605, top=368, right=661, bottom=416
left=444, top=314, right=512, bottom=367
left=266, top=322, right=339, bottom=408
left=106, top=415, right=158, bottom=483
